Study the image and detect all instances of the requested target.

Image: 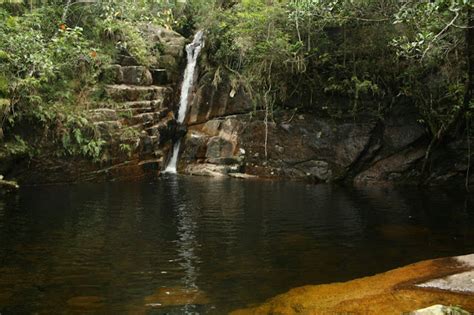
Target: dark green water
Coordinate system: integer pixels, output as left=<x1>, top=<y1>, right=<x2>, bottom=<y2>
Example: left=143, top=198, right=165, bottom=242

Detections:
left=1, top=176, right=474, bottom=314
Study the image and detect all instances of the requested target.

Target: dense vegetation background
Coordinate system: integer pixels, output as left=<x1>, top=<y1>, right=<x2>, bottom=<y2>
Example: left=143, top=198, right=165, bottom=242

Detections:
left=0, top=0, right=472, bottom=171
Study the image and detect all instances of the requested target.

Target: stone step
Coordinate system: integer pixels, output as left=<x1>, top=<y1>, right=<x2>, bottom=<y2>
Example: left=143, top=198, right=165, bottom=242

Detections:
left=116, top=54, right=139, bottom=67
left=102, top=65, right=153, bottom=86
left=93, top=120, right=123, bottom=140
left=126, top=112, right=162, bottom=125
left=140, top=135, right=161, bottom=153
left=105, top=85, right=172, bottom=102
left=122, top=66, right=153, bottom=86
left=116, top=107, right=154, bottom=116
left=120, top=100, right=168, bottom=110
left=145, top=123, right=168, bottom=137
left=88, top=108, right=119, bottom=122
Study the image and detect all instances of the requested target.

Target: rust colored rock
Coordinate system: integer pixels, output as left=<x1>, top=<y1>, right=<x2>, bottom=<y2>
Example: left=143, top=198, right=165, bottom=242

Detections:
left=231, top=254, right=474, bottom=315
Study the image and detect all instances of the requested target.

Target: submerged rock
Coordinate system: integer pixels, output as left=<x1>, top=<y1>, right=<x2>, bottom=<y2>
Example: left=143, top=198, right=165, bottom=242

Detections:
left=144, top=287, right=210, bottom=308
left=231, top=254, right=474, bottom=315
left=66, top=296, right=105, bottom=309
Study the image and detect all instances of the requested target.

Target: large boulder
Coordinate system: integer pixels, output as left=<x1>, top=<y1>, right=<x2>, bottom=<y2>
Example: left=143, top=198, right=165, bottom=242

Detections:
left=180, top=131, right=209, bottom=162
left=139, top=24, right=186, bottom=81
left=187, top=74, right=253, bottom=124
left=354, top=147, right=425, bottom=185
left=206, top=136, right=234, bottom=160
left=121, top=66, right=153, bottom=86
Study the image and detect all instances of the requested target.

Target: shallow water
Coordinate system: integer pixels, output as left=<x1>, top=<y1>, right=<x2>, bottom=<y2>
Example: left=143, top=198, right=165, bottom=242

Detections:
left=0, top=176, right=473, bottom=314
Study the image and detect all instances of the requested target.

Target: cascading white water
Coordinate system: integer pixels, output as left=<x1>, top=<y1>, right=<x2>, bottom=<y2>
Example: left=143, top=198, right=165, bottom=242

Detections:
left=163, top=31, right=205, bottom=174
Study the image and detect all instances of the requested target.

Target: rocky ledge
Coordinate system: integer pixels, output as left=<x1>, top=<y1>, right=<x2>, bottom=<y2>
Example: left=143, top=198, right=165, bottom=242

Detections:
left=168, top=67, right=474, bottom=187
left=231, top=254, right=474, bottom=315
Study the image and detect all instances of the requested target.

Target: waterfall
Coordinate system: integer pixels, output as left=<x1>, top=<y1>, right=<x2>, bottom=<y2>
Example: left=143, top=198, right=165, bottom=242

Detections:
left=163, top=30, right=205, bottom=174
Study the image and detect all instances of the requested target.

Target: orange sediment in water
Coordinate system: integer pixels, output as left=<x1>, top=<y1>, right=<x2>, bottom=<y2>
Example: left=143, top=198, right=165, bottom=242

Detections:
left=231, top=256, right=474, bottom=315
left=144, top=286, right=210, bottom=308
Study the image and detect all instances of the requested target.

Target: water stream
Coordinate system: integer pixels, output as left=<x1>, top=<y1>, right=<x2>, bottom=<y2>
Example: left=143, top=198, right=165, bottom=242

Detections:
left=164, top=30, right=205, bottom=174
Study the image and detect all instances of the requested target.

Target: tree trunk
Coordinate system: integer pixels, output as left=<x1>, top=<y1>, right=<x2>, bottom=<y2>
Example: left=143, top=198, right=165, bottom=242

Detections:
left=464, top=9, right=474, bottom=112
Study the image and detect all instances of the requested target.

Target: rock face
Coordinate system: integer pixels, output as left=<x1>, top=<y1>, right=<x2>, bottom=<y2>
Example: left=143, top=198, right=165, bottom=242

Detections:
left=74, top=54, right=182, bottom=181
left=3, top=30, right=472, bottom=186
left=140, top=24, right=187, bottom=82
left=177, top=78, right=472, bottom=187
left=180, top=111, right=377, bottom=182
left=187, top=73, right=253, bottom=125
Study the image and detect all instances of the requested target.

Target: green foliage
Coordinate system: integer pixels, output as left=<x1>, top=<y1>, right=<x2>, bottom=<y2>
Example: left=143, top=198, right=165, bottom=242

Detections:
left=200, top=0, right=473, bottom=138
left=203, top=0, right=399, bottom=114
left=1, top=0, right=472, bottom=165
left=119, top=143, right=133, bottom=157
left=0, top=0, right=202, bottom=162
left=391, top=0, right=473, bottom=136
left=0, top=5, right=109, bottom=160
left=0, top=135, right=31, bottom=161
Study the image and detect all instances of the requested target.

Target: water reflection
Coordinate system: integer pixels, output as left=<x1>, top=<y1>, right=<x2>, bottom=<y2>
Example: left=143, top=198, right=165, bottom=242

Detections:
left=0, top=179, right=473, bottom=314
left=169, top=175, right=201, bottom=313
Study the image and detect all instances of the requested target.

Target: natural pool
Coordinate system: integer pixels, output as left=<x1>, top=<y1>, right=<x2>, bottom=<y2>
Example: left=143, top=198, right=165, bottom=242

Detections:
left=1, top=176, right=473, bottom=314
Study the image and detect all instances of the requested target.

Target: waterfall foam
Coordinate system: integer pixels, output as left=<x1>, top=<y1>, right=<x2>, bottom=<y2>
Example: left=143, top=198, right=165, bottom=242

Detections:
left=163, top=30, right=205, bottom=174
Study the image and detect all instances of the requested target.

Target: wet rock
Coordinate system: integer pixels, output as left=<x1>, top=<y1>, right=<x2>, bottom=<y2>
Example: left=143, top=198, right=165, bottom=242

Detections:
left=206, top=137, right=234, bottom=159
left=185, top=163, right=241, bottom=177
